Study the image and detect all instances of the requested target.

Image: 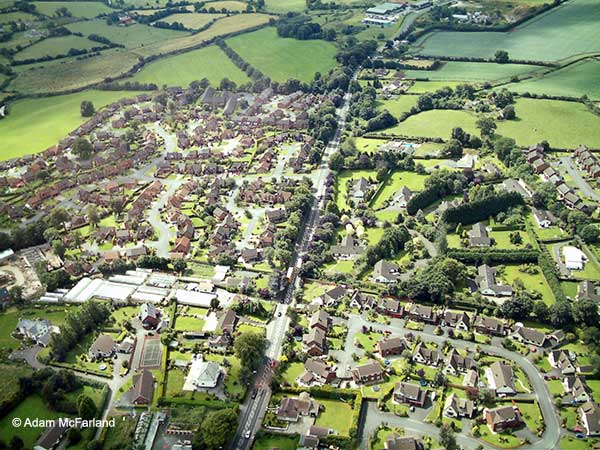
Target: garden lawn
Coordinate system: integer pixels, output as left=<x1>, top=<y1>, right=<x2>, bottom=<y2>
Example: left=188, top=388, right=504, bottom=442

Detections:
left=335, top=169, right=378, bottom=210
left=226, top=27, right=337, bottom=82
left=32, top=1, right=114, bottom=17
left=504, top=59, right=600, bottom=100
left=130, top=44, right=249, bottom=87
left=314, top=399, right=354, bottom=436
left=0, top=305, right=74, bottom=349
left=254, top=434, right=299, bottom=450
left=384, top=109, right=479, bottom=139
left=475, top=424, right=523, bottom=448
left=502, top=264, right=555, bottom=304
left=414, top=0, right=600, bottom=62
left=174, top=315, right=205, bottom=331
left=497, top=97, right=600, bottom=148
left=0, top=364, right=33, bottom=406
left=14, top=35, right=101, bottom=61
left=282, top=362, right=304, bottom=385
left=403, top=61, right=544, bottom=82
left=323, top=259, right=355, bottom=274
left=572, top=247, right=600, bottom=281
left=0, top=11, right=37, bottom=23
left=371, top=170, right=427, bottom=209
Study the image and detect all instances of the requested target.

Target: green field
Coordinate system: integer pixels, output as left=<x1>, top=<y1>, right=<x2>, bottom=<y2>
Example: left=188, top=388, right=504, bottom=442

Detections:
left=384, top=109, right=479, bottom=139
left=130, top=45, right=249, bottom=87
left=408, top=80, right=463, bottom=93
left=0, top=90, right=139, bottom=158
left=377, top=95, right=418, bottom=117
left=226, top=27, right=338, bottom=82
left=502, top=263, right=555, bottom=305
left=402, top=61, right=545, bottom=82
left=314, top=399, right=354, bottom=436
left=66, top=19, right=188, bottom=50
left=414, top=0, right=600, bottom=62
left=371, top=170, right=428, bottom=209
left=206, top=0, right=248, bottom=10
left=161, top=12, right=224, bottom=29
left=14, top=35, right=101, bottom=61
left=33, top=1, right=115, bottom=17
left=264, top=0, right=306, bottom=12
left=253, top=434, right=299, bottom=450
left=0, top=11, right=37, bottom=23
left=10, top=48, right=140, bottom=93
left=504, top=58, right=600, bottom=100
left=496, top=97, right=600, bottom=148
left=335, top=169, right=378, bottom=210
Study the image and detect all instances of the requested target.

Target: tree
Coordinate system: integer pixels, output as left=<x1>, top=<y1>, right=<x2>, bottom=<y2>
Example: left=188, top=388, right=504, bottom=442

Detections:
left=8, top=436, right=23, bottom=450
left=72, top=137, right=94, bottom=159
left=502, top=105, right=516, bottom=120
left=8, top=286, right=24, bottom=305
left=210, top=297, right=220, bottom=310
left=234, top=331, right=267, bottom=383
left=494, top=50, right=509, bottom=63
left=78, top=394, right=97, bottom=419
left=580, top=224, right=600, bottom=244
left=573, top=300, right=599, bottom=327
left=439, top=424, right=459, bottom=450
left=48, top=207, right=70, bottom=230
left=67, top=428, right=82, bottom=445
left=52, top=240, right=66, bottom=259
left=173, top=259, right=187, bottom=274
left=476, top=116, right=497, bottom=138
left=442, top=139, right=463, bottom=159
left=80, top=100, right=95, bottom=117
left=87, top=205, right=100, bottom=228
left=196, top=408, right=238, bottom=449
left=509, top=231, right=522, bottom=245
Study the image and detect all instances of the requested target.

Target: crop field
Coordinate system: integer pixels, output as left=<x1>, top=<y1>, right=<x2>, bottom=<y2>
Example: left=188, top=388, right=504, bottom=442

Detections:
left=0, top=90, right=140, bottom=158
left=496, top=98, right=600, bottom=148
left=66, top=19, right=188, bottom=50
left=206, top=0, right=249, bottom=11
left=32, top=1, right=115, bottom=17
left=130, top=45, right=249, bottom=87
left=0, top=11, right=37, bottom=23
left=264, top=0, right=306, bottom=12
left=384, top=109, right=479, bottom=139
left=161, top=12, right=224, bottom=29
left=226, top=27, right=338, bottom=82
left=10, top=48, right=140, bottom=93
left=134, top=13, right=274, bottom=57
left=504, top=58, right=600, bottom=100
left=402, top=61, right=545, bottom=82
left=13, top=35, right=101, bottom=61
left=120, top=0, right=174, bottom=7
left=414, top=0, right=600, bottom=62
left=0, top=30, right=41, bottom=51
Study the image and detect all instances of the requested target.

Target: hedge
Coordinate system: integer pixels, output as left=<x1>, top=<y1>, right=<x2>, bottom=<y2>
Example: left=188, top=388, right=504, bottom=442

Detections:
left=441, top=191, right=524, bottom=226
left=537, top=251, right=566, bottom=303
left=446, top=248, right=539, bottom=264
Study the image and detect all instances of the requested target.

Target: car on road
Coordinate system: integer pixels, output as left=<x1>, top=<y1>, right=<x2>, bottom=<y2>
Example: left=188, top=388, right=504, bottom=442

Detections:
left=244, top=431, right=251, bottom=439
left=277, top=311, right=282, bottom=317
left=251, top=389, right=258, bottom=399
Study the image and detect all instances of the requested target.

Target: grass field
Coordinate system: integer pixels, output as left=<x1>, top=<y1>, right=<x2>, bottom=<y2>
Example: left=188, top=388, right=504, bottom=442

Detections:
left=135, top=13, right=275, bottom=57
left=253, top=434, right=298, bottom=450
left=66, top=19, right=187, bottom=50
left=0, top=305, right=74, bottom=349
left=502, top=264, right=555, bottom=305
left=0, top=364, right=33, bottom=405
left=402, top=61, right=545, bottom=82
left=0, top=11, right=37, bottom=23
left=496, top=97, right=600, bottom=148
left=377, top=95, right=418, bottom=117
left=160, top=12, right=224, bottom=29
left=314, top=399, right=354, bottom=436
left=226, top=27, right=337, bottom=82
left=205, top=0, right=248, bottom=11
left=504, top=58, right=600, bottom=100
left=129, top=44, right=249, bottom=87
left=0, top=90, right=138, bottom=158
left=10, top=48, right=139, bottom=93
left=414, top=0, right=600, bottom=62
left=264, top=0, right=306, bottom=12
left=334, top=169, right=378, bottom=210
left=384, top=109, right=479, bottom=139
left=33, top=1, right=114, bottom=17
left=14, top=35, right=101, bottom=61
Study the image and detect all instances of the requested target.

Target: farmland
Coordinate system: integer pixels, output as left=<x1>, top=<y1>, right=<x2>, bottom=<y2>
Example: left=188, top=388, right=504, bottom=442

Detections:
left=383, top=109, right=479, bottom=138
left=32, top=1, right=115, bottom=18
left=161, top=12, right=224, bottom=29
left=496, top=97, right=600, bottom=148
left=0, top=90, right=140, bottom=158
left=503, top=58, right=600, bottom=100
left=205, top=0, right=249, bottom=11
left=0, top=11, right=36, bottom=23
left=402, top=61, right=545, bottom=82
left=129, top=44, right=249, bottom=87
left=264, top=0, right=306, bottom=12
left=13, top=35, right=101, bottom=61
left=226, top=27, right=338, bottom=82
left=414, top=0, right=600, bottom=62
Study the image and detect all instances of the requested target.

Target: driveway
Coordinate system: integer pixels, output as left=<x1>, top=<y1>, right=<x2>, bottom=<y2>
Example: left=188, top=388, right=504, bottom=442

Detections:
left=558, top=157, right=600, bottom=202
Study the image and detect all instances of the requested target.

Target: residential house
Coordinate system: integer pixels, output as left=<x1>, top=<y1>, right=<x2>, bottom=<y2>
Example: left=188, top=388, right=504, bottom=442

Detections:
left=378, top=298, right=403, bottom=317
left=578, top=280, right=600, bottom=302
left=309, top=310, right=331, bottom=332
left=373, top=259, right=400, bottom=283
left=394, top=186, right=413, bottom=208
left=476, top=264, right=513, bottom=297
left=406, top=304, right=438, bottom=324
left=564, top=376, right=592, bottom=403
left=276, top=393, right=320, bottom=422
left=299, top=359, right=336, bottom=386
left=131, top=370, right=154, bottom=405
left=563, top=246, right=587, bottom=270
left=320, top=286, right=347, bottom=306
left=443, top=393, right=476, bottom=419
left=484, top=405, right=523, bottom=432
left=443, top=349, right=477, bottom=376
left=216, top=309, right=237, bottom=334
left=578, top=402, right=600, bottom=436
left=352, top=360, right=384, bottom=385
left=34, top=424, right=69, bottom=450
left=376, top=337, right=407, bottom=357
left=412, top=342, right=441, bottom=367
left=89, top=334, right=116, bottom=360
left=473, top=316, right=505, bottom=336
left=442, top=311, right=470, bottom=332
left=16, top=318, right=53, bottom=347
left=191, top=360, right=222, bottom=388
left=485, top=361, right=516, bottom=395
left=349, top=291, right=377, bottom=311
left=140, top=303, right=159, bottom=328
left=303, top=327, right=327, bottom=356
left=394, top=382, right=427, bottom=407
left=532, top=208, right=555, bottom=228
left=330, top=234, right=365, bottom=259
left=350, top=177, right=372, bottom=203
left=384, top=435, right=424, bottom=450
left=548, top=350, right=577, bottom=375
left=468, top=223, right=491, bottom=247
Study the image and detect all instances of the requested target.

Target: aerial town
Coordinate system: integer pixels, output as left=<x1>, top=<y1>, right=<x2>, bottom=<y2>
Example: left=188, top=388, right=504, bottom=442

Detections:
left=0, top=0, right=599, bottom=449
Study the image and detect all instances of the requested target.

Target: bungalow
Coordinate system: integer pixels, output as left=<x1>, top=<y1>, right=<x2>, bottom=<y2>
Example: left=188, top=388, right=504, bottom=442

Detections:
left=190, top=360, right=221, bottom=389
left=384, top=435, right=424, bottom=450
left=34, top=424, right=69, bottom=450
left=131, top=370, right=154, bottom=405
left=140, top=303, right=159, bottom=328
left=373, top=259, right=400, bottom=283
left=352, top=360, right=384, bottom=385
left=216, top=309, right=237, bottom=334
left=577, top=280, right=600, bottom=302
left=473, top=315, right=505, bottom=336
left=564, top=376, right=592, bottom=403
left=485, top=405, right=523, bottom=432
left=578, top=402, right=600, bottom=436
left=394, top=382, right=427, bottom=407
left=89, top=334, right=116, bottom=360
left=276, top=393, right=320, bottom=422
left=485, top=361, right=516, bottom=395
left=532, top=208, right=554, bottom=228
left=320, top=286, right=348, bottom=306
left=443, top=393, right=476, bottom=419
left=468, top=223, right=491, bottom=247
left=476, top=264, right=513, bottom=297
left=511, top=326, right=549, bottom=348
left=412, top=342, right=441, bottom=367
left=376, top=337, right=407, bottom=357
left=330, top=234, right=365, bottom=258
left=548, top=350, right=577, bottom=375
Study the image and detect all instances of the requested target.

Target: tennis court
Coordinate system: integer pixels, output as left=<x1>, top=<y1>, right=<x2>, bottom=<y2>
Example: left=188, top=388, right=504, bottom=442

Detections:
left=139, top=336, right=162, bottom=368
